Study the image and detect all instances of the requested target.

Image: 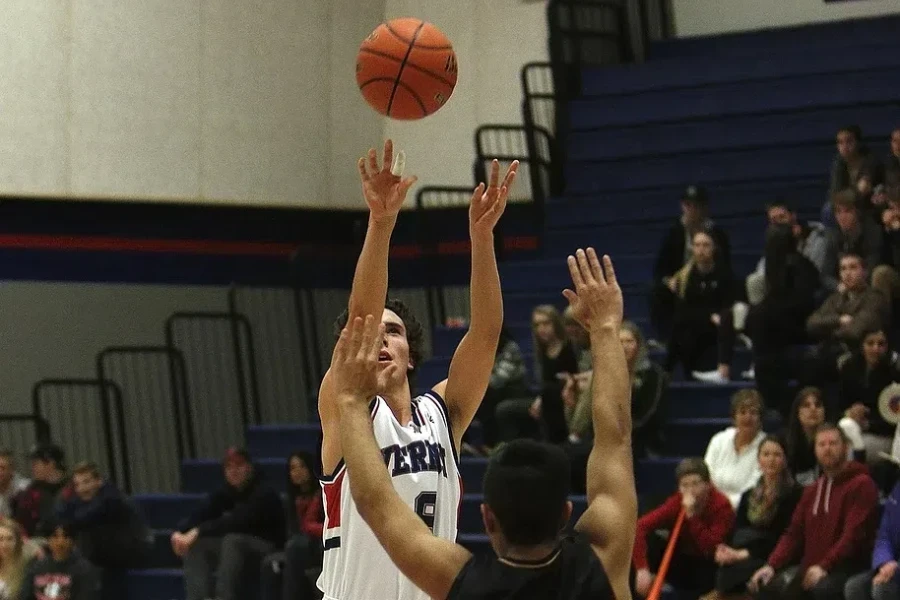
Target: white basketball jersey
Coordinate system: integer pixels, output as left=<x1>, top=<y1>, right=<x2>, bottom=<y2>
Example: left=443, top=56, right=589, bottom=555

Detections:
left=317, top=390, right=463, bottom=600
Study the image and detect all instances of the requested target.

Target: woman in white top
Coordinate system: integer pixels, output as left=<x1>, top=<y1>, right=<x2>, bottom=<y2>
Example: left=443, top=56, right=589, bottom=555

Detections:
left=703, top=388, right=767, bottom=508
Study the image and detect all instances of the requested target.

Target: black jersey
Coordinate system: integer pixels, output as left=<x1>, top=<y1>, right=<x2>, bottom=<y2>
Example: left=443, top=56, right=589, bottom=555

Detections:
left=446, top=532, right=613, bottom=599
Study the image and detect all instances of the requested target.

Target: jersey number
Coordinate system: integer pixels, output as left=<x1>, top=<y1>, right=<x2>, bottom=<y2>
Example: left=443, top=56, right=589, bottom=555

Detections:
left=414, top=491, right=437, bottom=532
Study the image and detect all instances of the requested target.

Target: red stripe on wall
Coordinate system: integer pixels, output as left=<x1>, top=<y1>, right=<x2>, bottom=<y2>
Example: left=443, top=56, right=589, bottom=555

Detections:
left=0, top=234, right=538, bottom=258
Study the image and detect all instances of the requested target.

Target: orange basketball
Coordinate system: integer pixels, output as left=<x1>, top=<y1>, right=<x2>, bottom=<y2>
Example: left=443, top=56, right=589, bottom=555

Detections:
left=356, top=18, right=458, bottom=120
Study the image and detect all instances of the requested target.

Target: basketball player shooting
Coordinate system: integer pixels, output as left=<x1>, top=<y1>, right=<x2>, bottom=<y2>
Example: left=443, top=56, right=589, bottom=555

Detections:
left=332, top=248, right=637, bottom=600
left=316, top=139, right=518, bottom=600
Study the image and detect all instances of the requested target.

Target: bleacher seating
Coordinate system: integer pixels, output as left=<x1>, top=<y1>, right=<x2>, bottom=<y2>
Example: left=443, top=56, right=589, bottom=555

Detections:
left=124, top=14, right=900, bottom=599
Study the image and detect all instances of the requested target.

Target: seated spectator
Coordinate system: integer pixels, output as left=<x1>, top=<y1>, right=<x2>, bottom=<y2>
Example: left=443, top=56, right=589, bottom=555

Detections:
left=871, top=186, right=900, bottom=312
left=824, top=125, right=883, bottom=224
left=0, top=518, right=38, bottom=600
left=621, top=320, right=667, bottom=459
left=0, top=451, right=29, bottom=519
left=12, top=444, right=73, bottom=538
left=261, top=452, right=323, bottom=600
left=704, top=436, right=802, bottom=600
left=172, top=447, right=286, bottom=600
left=805, top=252, right=888, bottom=384
left=649, top=185, right=731, bottom=345
left=748, top=424, right=880, bottom=600
left=465, top=325, right=528, bottom=453
left=821, top=192, right=883, bottom=294
left=496, top=305, right=578, bottom=444
left=783, top=387, right=827, bottom=486
left=57, top=462, right=150, bottom=569
left=665, top=229, right=736, bottom=383
left=746, top=224, right=820, bottom=414
left=563, top=306, right=591, bottom=371
left=19, top=520, right=99, bottom=600
left=837, top=327, right=900, bottom=465
left=844, top=480, right=900, bottom=600
left=885, top=128, right=900, bottom=185
left=704, top=389, right=768, bottom=509
left=746, top=201, right=828, bottom=306
left=633, top=458, right=735, bottom=597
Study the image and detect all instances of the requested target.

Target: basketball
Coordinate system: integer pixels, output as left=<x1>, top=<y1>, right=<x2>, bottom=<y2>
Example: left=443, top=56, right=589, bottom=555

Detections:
left=356, top=18, right=458, bottom=120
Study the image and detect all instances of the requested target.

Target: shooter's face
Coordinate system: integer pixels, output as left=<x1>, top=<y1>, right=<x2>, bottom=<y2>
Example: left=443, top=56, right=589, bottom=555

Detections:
left=377, top=308, right=412, bottom=391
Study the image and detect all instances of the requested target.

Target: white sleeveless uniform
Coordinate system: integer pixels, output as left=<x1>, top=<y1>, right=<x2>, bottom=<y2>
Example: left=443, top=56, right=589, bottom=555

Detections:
left=318, top=390, right=463, bottom=600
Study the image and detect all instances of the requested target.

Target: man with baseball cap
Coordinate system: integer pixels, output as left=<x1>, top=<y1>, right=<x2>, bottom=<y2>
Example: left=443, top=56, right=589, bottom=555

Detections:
left=171, top=446, right=285, bottom=600
left=650, top=185, right=732, bottom=345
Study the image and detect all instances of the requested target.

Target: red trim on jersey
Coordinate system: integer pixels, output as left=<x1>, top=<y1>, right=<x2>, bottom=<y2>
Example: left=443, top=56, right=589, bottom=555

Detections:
left=323, top=469, right=345, bottom=529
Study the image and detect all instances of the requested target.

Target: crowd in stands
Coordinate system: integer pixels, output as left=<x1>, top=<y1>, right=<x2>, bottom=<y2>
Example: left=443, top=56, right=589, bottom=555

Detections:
left=0, top=443, right=327, bottom=600
left=461, top=125, right=900, bottom=599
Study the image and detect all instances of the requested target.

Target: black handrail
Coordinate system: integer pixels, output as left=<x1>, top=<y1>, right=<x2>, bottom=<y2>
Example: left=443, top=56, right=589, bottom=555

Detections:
left=96, top=346, right=195, bottom=461
left=0, top=414, right=51, bottom=446
left=165, top=311, right=262, bottom=428
left=31, top=378, right=131, bottom=493
left=414, top=186, right=475, bottom=331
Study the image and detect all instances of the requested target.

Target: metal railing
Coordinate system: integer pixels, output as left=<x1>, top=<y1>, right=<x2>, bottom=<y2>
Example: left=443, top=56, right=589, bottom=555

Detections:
left=165, top=311, right=261, bottom=457
left=96, top=346, right=193, bottom=493
left=228, top=286, right=317, bottom=423
left=32, top=378, right=131, bottom=493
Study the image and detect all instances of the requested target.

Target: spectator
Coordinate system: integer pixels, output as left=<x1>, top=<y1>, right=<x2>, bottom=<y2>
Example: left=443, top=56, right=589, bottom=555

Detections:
left=806, top=252, right=888, bottom=384
left=871, top=186, right=900, bottom=312
left=837, top=328, right=900, bottom=463
left=19, top=520, right=99, bottom=600
left=496, top=305, right=577, bottom=443
left=261, top=452, right=324, bottom=600
left=12, top=444, right=73, bottom=538
left=562, top=306, right=591, bottom=372
left=621, top=320, right=667, bottom=459
left=57, top=462, right=150, bottom=569
left=745, top=224, right=820, bottom=414
left=746, top=201, right=828, bottom=305
left=705, top=436, right=802, bottom=600
left=172, top=447, right=286, bottom=600
left=0, top=518, right=38, bottom=600
left=748, top=424, right=880, bottom=600
left=783, top=387, right=827, bottom=486
left=704, top=389, right=768, bottom=508
left=844, top=480, right=900, bottom=600
left=0, top=452, right=28, bottom=519
left=665, top=229, right=737, bottom=383
left=885, top=128, right=900, bottom=185
left=650, top=185, right=732, bottom=345
left=633, top=458, right=735, bottom=597
left=465, top=325, right=528, bottom=453
left=824, top=125, right=883, bottom=224
left=821, top=191, right=883, bottom=294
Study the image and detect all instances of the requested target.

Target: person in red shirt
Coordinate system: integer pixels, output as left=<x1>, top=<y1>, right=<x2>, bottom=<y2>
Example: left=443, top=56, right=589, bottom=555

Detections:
left=748, top=423, right=879, bottom=600
left=261, top=451, right=324, bottom=600
left=634, top=458, right=735, bottom=597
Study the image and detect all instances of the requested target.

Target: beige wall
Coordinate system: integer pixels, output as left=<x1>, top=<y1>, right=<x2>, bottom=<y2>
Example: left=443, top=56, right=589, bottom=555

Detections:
left=0, top=0, right=546, bottom=208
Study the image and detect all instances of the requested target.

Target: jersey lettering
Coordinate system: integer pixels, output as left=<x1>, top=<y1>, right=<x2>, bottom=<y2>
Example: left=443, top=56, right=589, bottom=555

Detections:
left=381, top=441, right=448, bottom=478
left=415, top=491, right=438, bottom=531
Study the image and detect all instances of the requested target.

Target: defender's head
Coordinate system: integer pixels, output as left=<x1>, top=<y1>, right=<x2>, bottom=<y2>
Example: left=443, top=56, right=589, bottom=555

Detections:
left=481, top=440, right=572, bottom=552
left=334, top=298, right=426, bottom=392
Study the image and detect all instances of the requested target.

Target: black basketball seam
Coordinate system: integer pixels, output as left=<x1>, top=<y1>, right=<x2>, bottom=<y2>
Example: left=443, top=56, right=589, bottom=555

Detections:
left=358, top=47, right=457, bottom=87
left=359, top=76, right=400, bottom=90
left=383, top=20, right=454, bottom=50
left=392, top=79, right=428, bottom=118
left=386, top=20, right=425, bottom=118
